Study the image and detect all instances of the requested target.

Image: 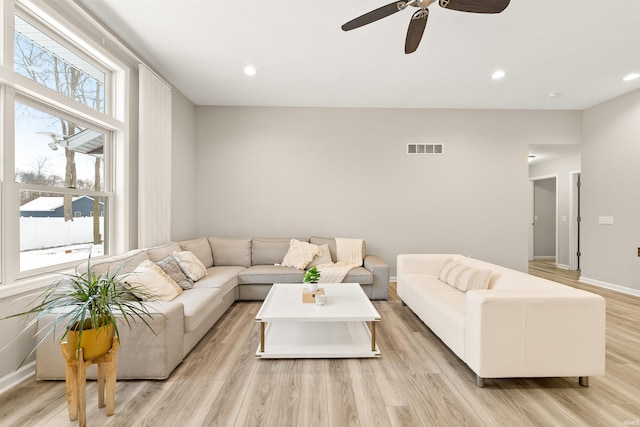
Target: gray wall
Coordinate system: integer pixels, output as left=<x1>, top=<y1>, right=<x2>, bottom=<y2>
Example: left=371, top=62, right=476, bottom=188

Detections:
left=582, top=89, right=640, bottom=291
left=170, top=89, right=198, bottom=241
left=195, top=106, right=582, bottom=276
left=533, top=178, right=556, bottom=258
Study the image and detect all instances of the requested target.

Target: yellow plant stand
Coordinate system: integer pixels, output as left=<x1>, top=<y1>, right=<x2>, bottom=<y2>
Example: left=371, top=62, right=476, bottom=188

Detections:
left=61, top=337, right=119, bottom=427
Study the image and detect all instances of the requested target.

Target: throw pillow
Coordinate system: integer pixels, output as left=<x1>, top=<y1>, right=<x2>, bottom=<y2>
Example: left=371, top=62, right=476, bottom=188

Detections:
left=125, top=260, right=183, bottom=301
left=280, top=239, right=320, bottom=270
left=307, top=244, right=333, bottom=268
left=438, top=258, right=459, bottom=283
left=453, top=267, right=492, bottom=292
left=438, top=258, right=492, bottom=292
left=156, top=255, right=193, bottom=290
left=173, top=250, right=207, bottom=282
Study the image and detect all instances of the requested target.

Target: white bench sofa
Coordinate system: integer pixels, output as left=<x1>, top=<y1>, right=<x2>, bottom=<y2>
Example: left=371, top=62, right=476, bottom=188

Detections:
left=35, top=236, right=389, bottom=380
left=397, top=254, right=606, bottom=387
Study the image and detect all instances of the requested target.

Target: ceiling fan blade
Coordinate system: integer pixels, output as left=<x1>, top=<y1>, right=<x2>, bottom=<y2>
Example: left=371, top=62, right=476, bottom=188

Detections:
left=405, top=9, right=428, bottom=54
left=342, top=1, right=407, bottom=31
left=439, top=0, right=510, bottom=14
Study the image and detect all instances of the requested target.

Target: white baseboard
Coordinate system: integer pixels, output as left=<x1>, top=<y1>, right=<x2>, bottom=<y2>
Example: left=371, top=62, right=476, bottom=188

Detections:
left=390, top=276, right=397, bottom=282
left=556, top=264, right=569, bottom=270
left=533, top=256, right=556, bottom=260
left=0, top=362, right=35, bottom=395
left=579, top=276, right=640, bottom=298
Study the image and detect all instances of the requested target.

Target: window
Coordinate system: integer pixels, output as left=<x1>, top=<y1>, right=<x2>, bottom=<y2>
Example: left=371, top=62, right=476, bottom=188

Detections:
left=15, top=101, right=111, bottom=272
left=1, top=3, right=128, bottom=283
left=14, top=14, right=105, bottom=113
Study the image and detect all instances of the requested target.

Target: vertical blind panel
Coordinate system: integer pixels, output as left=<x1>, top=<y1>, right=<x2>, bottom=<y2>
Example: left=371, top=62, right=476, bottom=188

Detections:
left=138, top=64, right=172, bottom=248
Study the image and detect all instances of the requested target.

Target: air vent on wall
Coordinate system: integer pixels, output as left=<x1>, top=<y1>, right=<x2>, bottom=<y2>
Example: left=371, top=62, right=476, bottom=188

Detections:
left=407, top=143, right=444, bottom=155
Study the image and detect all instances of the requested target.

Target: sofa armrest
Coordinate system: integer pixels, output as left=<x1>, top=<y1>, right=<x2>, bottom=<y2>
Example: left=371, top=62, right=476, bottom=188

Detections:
left=364, top=255, right=390, bottom=300
left=36, top=299, right=185, bottom=380
left=464, top=289, right=606, bottom=379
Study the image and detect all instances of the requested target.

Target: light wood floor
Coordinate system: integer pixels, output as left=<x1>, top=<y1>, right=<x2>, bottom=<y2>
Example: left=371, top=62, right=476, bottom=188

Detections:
left=1, top=261, right=639, bottom=426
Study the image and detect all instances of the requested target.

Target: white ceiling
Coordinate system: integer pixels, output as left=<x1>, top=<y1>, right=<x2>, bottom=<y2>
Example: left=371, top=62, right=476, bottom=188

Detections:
left=79, top=0, right=640, bottom=110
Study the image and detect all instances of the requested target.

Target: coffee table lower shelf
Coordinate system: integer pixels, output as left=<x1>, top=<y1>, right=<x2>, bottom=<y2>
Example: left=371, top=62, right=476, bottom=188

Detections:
left=256, top=321, right=380, bottom=359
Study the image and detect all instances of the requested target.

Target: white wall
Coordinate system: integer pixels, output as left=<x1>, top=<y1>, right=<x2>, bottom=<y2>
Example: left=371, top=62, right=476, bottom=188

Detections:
left=581, top=89, right=640, bottom=293
left=170, top=90, right=198, bottom=241
left=0, top=290, right=40, bottom=392
left=195, top=106, right=582, bottom=275
left=530, top=153, right=581, bottom=267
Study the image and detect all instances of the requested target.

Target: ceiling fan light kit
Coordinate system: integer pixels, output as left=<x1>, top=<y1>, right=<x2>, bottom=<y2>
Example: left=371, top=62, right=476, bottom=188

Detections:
left=342, top=0, right=511, bottom=54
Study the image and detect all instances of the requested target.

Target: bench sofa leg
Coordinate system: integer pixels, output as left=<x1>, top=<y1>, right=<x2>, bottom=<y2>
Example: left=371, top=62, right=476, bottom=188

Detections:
left=400, top=300, right=406, bottom=306
left=476, top=375, right=485, bottom=388
left=579, top=376, right=589, bottom=387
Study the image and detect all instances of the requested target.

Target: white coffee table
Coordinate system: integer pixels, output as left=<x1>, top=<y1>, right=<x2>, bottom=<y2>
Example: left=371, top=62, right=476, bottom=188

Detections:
left=255, top=283, right=381, bottom=358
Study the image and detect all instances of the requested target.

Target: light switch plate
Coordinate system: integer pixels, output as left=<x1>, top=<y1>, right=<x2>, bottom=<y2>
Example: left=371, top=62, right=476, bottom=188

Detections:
left=598, top=216, right=614, bottom=225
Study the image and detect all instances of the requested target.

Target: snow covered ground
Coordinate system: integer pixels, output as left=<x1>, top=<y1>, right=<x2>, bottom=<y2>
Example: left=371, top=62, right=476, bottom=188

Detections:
left=21, top=243, right=104, bottom=272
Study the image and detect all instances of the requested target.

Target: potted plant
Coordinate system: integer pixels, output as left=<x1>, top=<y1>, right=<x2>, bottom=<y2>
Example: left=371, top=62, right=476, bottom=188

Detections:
left=3, top=255, right=155, bottom=365
left=303, top=266, right=321, bottom=292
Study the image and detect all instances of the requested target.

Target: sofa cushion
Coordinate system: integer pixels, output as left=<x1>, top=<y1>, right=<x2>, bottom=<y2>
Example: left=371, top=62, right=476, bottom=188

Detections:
left=238, top=265, right=305, bottom=284
left=125, top=260, right=183, bottom=301
left=193, top=266, right=244, bottom=296
left=147, top=242, right=183, bottom=262
left=173, top=251, right=207, bottom=281
left=251, top=237, right=299, bottom=266
left=173, top=288, right=222, bottom=332
left=180, top=237, right=214, bottom=268
left=401, top=273, right=466, bottom=357
left=280, top=239, right=319, bottom=269
left=209, top=237, right=252, bottom=267
left=156, top=255, right=193, bottom=290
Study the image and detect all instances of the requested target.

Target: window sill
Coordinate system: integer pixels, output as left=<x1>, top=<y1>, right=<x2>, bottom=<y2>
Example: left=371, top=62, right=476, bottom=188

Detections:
left=0, top=269, right=74, bottom=299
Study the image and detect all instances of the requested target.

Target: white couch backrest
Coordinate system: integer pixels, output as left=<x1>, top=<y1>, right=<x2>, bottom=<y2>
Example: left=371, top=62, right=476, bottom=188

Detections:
left=397, top=254, right=568, bottom=292
left=450, top=256, right=566, bottom=291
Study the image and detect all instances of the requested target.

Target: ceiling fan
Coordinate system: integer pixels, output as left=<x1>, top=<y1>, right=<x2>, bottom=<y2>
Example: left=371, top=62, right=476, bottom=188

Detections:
left=341, top=0, right=511, bottom=54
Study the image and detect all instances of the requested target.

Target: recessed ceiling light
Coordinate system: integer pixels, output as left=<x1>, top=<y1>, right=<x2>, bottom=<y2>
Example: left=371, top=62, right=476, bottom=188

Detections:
left=243, top=65, right=257, bottom=76
left=547, top=92, right=560, bottom=99
left=491, top=70, right=506, bottom=80
left=623, top=73, right=639, bottom=82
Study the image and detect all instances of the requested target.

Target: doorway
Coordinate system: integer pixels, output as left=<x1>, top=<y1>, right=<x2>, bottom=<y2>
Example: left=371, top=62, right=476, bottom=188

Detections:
left=529, top=176, right=558, bottom=263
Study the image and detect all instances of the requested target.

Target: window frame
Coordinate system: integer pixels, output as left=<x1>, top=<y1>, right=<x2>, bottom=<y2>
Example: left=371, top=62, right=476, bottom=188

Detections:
left=0, top=0, right=131, bottom=289
left=13, top=95, right=114, bottom=277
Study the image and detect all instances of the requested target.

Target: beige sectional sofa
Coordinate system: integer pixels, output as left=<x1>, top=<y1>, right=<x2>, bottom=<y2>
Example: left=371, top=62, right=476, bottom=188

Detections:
left=397, top=254, right=606, bottom=387
left=36, top=236, right=389, bottom=380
